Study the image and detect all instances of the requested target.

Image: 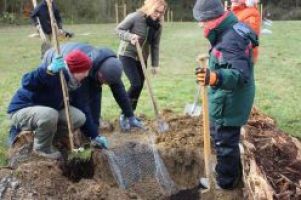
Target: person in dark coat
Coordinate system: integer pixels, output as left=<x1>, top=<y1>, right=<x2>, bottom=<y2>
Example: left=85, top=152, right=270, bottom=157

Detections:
left=43, top=42, right=144, bottom=144
left=8, top=50, right=92, bottom=159
left=193, top=0, right=258, bottom=189
left=31, top=0, right=70, bottom=58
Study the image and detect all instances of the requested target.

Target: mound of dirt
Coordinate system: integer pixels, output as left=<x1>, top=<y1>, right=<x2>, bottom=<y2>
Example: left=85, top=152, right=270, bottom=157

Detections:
left=1, top=108, right=300, bottom=200
left=0, top=155, right=139, bottom=200
left=243, top=108, right=301, bottom=200
left=1, top=110, right=206, bottom=200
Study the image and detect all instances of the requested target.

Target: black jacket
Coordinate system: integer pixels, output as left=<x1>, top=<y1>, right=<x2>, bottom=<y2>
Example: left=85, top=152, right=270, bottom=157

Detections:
left=31, top=0, right=62, bottom=34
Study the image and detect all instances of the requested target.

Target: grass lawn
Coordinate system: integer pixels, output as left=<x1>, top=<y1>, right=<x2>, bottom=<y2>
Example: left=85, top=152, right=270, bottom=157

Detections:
left=0, top=22, right=300, bottom=165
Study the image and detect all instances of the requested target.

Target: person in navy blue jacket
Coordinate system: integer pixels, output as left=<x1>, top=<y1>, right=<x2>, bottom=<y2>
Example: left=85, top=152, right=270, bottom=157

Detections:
left=31, top=0, right=66, bottom=58
left=43, top=42, right=144, bottom=144
left=7, top=50, right=92, bottom=159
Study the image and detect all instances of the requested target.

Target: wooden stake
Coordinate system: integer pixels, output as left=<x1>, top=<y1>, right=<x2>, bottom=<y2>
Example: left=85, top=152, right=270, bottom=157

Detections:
left=166, top=9, right=169, bottom=22
left=260, top=3, right=263, bottom=24
left=123, top=3, right=127, bottom=19
left=115, top=3, right=119, bottom=24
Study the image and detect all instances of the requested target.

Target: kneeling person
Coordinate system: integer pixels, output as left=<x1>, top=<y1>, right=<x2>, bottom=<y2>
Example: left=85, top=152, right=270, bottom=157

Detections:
left=7, top=50, right=92, bottom=159
left=43, top=42, right=144, bottom=147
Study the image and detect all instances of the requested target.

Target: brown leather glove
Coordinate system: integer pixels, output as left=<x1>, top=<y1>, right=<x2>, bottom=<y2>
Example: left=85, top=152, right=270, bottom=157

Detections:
left=195, top=67, right=218, bottom=86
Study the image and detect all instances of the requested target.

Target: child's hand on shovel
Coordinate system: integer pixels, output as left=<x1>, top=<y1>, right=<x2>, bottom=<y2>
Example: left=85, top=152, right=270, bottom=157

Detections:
left=195, top=67, right=218, bottom=86
left=91, top=135, right=109, bottom=149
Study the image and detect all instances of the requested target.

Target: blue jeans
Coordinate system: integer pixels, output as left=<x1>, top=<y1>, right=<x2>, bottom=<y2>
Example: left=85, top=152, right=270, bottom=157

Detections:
left=210, top=123, right=242, bottom=189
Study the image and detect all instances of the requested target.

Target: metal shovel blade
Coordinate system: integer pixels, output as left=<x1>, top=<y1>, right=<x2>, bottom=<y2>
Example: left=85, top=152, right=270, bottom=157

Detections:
left=184, top=85, right=201, bottom=116
left=184, top=103, right=202, bottom=117
left=157, top=119, right=169, bottom=133
left=199, top=177, right=221, bottom=194
left=199, top=178, right=209, bottom=190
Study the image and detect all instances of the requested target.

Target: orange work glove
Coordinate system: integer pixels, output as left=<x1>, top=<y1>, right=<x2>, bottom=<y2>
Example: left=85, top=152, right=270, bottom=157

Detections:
left=195, top=67, right=218, bottom=86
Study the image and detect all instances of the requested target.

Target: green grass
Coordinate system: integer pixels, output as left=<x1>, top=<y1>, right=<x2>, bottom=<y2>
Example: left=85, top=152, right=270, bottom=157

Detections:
left=0, top=22, right=300, bottom=165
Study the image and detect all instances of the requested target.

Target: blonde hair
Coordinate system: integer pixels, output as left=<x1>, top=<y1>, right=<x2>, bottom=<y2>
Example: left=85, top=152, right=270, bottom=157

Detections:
left=139, top=0, right=167, bottom=17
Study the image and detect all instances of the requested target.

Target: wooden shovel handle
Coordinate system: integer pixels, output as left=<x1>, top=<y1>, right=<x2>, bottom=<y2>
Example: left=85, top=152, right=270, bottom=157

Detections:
left=135, top=42, right=161, bottom=119
left=46, top=0, right=74, bottom=151
left=199, top=57, right=212, bottom=179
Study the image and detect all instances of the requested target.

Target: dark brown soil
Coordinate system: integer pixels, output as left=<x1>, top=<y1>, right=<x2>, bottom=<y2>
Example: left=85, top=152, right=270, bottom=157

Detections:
left=60, top=156, right=95, bottom=182
left=155, top=111, right=204, bottom=188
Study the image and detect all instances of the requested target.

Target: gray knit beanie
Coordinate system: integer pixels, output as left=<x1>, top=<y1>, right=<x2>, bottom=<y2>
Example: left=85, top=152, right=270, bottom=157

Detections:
left=98, top=57, right=122, bottom=85
left=193, top=0, right=225, bottom=22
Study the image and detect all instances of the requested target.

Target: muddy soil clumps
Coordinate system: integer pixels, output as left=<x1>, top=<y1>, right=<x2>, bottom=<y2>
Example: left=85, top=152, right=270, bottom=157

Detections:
left=1, top=109, right=300, bottom=200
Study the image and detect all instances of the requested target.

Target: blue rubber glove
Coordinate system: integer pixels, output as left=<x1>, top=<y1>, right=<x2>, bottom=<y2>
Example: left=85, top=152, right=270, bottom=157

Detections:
left=48, top=55, right=66, bottom=73
left=91, top=135, right=109, bottom=149
left=128, top=116, right=144, bottom=129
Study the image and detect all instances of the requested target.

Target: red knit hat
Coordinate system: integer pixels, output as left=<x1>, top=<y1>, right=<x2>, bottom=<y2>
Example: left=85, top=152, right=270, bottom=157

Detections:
left=65, top=50, right=92, bottom=74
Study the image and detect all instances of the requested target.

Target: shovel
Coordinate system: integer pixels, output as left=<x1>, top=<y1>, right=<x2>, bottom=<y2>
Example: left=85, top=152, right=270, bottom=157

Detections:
left=135, top=43, right=169, bottom=133
left=45, top=0, right=91, bottom=161
left=184, top=53, right=211, bottom=117
left=197, top=54, right=216, bottom=197
left=184, top=84, right=202, bottom=116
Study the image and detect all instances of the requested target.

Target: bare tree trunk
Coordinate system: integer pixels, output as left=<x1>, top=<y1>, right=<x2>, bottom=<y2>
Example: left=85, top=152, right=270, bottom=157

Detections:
left=4, top=0, right=7, bottom=12
left=20, top=0, right=24, bottom=17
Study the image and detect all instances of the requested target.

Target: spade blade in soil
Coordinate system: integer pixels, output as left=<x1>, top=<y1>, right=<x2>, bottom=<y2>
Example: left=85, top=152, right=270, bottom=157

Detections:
left=199, top=178, right=209, bottom=190
left=157, top=119, right=169, bottom=133
left=184, top=103, right=202, bottom=117
left=199, top=177, right=220, bottom=196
